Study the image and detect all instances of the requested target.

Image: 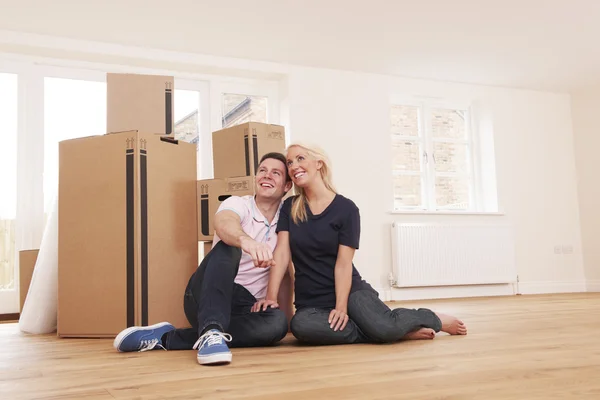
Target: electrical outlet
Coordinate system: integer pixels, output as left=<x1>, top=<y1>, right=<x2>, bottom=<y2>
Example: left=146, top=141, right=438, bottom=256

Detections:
left=554, top=245, right=562, bottom=254
left=562, top=245, right=573, bottom=254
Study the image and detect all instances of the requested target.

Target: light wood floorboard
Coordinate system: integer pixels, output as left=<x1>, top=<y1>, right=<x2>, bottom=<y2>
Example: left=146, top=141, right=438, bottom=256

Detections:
left=1, top=293, right=599, bottom=399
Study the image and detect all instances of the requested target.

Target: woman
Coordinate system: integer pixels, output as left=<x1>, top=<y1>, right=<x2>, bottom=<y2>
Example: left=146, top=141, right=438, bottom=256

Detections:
left=253, top=143, right=467, bottom=345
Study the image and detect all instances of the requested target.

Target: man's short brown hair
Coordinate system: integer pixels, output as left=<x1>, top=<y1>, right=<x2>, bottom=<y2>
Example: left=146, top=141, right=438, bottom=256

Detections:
left=259, top=152, right=291, bottom=182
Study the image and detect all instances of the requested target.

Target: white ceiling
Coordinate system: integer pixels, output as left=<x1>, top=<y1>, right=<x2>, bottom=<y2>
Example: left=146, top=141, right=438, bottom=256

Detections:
left=1, top=0, right=599, bottom=92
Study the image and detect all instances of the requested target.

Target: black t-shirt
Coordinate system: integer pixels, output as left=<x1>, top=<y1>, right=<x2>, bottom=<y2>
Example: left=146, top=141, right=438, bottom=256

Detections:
left=276, top=194, right=373, bottom=309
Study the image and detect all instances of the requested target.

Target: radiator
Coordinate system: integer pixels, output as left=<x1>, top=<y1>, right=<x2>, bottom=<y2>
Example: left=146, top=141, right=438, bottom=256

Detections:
left=391, top=223, right=517, bottom=287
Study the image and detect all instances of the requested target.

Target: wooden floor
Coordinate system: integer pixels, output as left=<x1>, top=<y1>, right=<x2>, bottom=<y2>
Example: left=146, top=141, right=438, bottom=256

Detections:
left=1, top=293, right=600, bottom=399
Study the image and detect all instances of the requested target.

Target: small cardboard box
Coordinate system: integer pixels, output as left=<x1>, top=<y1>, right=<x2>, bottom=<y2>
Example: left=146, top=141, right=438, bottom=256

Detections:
left=212, top=122, right=286, bottom=179
left=19, top=249, right=39, bottom=312
left=107, top=73, right=174, bottom=135
left=201, top=241, right=213, bottom=258
left=58, top=130, right=198, bottom=337
left=197, top=176, right=254, bottom=241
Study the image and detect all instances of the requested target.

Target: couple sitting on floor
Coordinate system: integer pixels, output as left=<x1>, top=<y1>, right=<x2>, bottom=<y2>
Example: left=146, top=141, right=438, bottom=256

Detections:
left=113, top=143, right=467, bottom=365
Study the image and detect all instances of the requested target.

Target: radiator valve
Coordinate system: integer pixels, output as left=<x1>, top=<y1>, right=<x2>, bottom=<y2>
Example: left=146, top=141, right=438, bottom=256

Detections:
left=387, top=272, right=396, bottom=287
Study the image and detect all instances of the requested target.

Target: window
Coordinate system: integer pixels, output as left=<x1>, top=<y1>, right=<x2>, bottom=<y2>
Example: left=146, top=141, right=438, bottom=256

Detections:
left=391, top=103, right=475, bottom=212
left=0, top=73, right=18, bottom=290
left=174, top=89, right=201, bottom=146
left=221, top=93, right=268, bottom=128
left=44, top=77, right=106, bottom=215
left=173, top=78, right=210, bottom=179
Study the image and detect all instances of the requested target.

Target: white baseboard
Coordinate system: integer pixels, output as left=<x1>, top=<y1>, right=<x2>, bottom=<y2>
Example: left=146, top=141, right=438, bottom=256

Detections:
left=373, top=288, right=392, bottom=302
left=517, top=280, right=587, bottom=295
left=379, top=284, right=516, bottom=302
left=374, top=280, right=592, bottom=302
left=586, top=280, right=600, bottom=292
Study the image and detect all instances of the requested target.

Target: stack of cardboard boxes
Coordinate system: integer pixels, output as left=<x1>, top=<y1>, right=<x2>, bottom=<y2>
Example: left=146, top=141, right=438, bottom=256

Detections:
left=197, top=122, right=286, bottom=247
left=57, top=73, right=198, bottom=337
left=196, top=121, right=293, bottom=325
left=53, top=72, right=287, bottom=338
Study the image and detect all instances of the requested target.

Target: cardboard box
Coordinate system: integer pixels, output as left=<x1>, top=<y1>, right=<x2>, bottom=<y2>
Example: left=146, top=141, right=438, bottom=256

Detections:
left=107, top=73, right=174, bottom=135
left=19, top=249, right=39, bottom=312
left=197, top=176, right=254, bottom=241
left=212, top=122, right=286, bottom=179
left=201, top=241, right=213, bottom=257
left=58, top=131, right=198, bottom=337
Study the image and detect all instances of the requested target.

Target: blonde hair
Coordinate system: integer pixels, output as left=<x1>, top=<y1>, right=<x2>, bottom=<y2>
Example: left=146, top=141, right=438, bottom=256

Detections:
left=287, top=143, right=337, bottom=224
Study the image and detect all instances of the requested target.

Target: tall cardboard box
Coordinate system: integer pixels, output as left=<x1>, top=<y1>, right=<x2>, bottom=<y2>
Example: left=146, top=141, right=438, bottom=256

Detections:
left=58, top=131, right=198, bottom=337
left=212, top=122, right=286, bottom=179
left=19, top=249, right=39, bottom=312
left=197, top=176, right=254, bottom=241
left=107, top=73, right=174, bottom=135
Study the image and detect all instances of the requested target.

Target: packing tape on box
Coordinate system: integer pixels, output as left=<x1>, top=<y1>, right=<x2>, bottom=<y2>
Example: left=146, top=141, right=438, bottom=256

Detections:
left=19, top=196, right=58, bottom=334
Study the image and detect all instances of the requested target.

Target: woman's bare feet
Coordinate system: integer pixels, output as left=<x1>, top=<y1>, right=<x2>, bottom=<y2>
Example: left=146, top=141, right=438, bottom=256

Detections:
left=402, top=328, right=435, bottom=340
left=436, top=313, right=467, bottom=335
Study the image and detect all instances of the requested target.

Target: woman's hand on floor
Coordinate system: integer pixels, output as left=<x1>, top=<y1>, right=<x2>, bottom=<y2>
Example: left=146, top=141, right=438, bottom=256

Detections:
left=329, top=309, right=349, bottom=332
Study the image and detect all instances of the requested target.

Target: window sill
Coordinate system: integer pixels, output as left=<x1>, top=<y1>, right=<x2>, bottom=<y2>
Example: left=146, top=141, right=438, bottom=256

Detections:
left=389, top=210, right=505, bottom=216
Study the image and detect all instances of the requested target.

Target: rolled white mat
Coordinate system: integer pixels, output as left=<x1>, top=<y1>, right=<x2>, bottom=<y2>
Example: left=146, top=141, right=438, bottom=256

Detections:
left=19, top=196, right=58, bottom=334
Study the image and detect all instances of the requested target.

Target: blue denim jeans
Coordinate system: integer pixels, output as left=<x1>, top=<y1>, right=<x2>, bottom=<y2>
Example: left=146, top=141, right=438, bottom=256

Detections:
left=163, top=241, right=288, bottom=349
left=290, top=288, right=442, bottom=345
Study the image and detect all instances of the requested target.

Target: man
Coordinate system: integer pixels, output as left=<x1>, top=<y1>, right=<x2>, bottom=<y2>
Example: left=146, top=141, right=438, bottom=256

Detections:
left=113, top=152, right=293, bottom=366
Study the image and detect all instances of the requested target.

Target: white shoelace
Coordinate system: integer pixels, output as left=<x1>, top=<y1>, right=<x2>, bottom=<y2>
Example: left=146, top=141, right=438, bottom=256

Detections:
left=139, top=338, right=166, bottom=352
left=193, top=330, right=232, bottom=350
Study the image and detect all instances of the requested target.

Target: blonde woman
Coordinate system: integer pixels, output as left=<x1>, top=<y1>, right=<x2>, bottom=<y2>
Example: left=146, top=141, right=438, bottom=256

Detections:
left=252, top=143, right=467, bottom=345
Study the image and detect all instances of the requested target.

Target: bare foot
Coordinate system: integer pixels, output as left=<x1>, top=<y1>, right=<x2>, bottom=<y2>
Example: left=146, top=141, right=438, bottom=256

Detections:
left=403, top=328, right=435, bottom=340
left=436, top=313, right=467, bottom=335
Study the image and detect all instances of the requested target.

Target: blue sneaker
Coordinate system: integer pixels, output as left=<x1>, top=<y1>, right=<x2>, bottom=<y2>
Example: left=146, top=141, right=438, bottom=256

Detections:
left=193, top=329, right=233, bottom=365
left=113, top=322, right=175, bottom=352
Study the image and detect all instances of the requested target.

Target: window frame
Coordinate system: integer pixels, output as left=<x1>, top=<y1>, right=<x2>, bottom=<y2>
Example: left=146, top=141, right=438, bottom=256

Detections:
left=173, top=78, right=211, bottom=179
left=390, top=97, right=480, bottom=213
left=0, top=61, right=27, bottom=313
left=390, top=104, right=428, bottom=211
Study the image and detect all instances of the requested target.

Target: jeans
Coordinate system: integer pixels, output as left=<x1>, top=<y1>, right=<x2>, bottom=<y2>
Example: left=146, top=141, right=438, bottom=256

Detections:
left=290, top=288, right=442, bottom=345
left=163, top=241, right=288, bottom=349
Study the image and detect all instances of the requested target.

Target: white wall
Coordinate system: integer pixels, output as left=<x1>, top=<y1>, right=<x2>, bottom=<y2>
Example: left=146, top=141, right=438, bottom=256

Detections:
left=286, top=66, right=586, bottom=298
left=0, top=34, right=590, bottom=300
left=571, top=87, right=600, bottom=291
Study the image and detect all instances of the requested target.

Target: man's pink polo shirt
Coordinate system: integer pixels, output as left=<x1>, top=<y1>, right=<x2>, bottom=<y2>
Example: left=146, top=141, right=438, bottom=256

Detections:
left=211, top=195, right=281, bottom=300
